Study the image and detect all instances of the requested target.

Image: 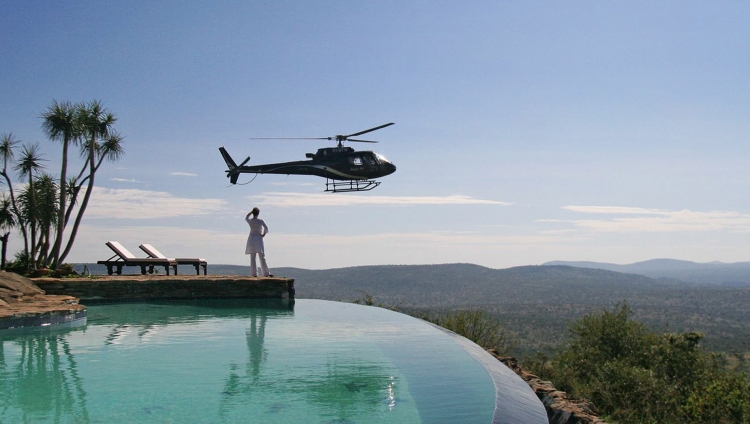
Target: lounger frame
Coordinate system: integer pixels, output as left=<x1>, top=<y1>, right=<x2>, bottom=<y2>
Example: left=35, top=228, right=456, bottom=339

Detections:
left=139, top=244, right=208, bottom=275
left=97, top=241, right=178, bottom=275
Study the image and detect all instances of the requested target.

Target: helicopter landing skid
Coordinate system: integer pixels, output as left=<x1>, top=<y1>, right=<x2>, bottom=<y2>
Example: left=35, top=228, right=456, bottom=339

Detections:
left=325, top=179, right=381, bottom=193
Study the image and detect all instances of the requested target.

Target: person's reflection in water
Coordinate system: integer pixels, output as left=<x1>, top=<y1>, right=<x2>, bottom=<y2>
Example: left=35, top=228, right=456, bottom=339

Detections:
left=220, top=310, right=268, bottom=411
left=246, top=313, right=267, bottom=382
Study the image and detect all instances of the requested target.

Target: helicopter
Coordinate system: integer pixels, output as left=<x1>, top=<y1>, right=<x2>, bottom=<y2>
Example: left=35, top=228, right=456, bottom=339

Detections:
left=219, top=122, right=396, bottom=192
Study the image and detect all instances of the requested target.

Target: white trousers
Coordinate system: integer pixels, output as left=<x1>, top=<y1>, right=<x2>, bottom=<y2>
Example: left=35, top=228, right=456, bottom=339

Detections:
left=250, top=252, right=269, bottom=277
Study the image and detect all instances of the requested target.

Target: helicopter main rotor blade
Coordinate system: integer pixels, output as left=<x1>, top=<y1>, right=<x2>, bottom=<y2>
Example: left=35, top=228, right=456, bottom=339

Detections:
left=248, top=123, right=393, bottom=145
left=345, top=122, right=394, bottom=138
left=248, top=137, right=329, bottom=140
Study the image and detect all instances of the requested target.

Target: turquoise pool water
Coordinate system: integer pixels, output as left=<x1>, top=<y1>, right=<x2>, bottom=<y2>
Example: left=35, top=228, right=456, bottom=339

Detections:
left=0, top=299, right=545, bottom=423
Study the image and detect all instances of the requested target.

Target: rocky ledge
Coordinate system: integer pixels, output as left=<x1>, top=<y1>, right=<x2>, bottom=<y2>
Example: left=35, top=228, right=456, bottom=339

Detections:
left=0, top=271, right=86, bottom=330
left=488, top=349, right=607, bottom=424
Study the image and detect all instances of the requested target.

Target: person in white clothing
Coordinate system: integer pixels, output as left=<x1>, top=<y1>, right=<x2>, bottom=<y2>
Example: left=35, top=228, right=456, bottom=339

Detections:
left=245, top=207, right=270, bottom=277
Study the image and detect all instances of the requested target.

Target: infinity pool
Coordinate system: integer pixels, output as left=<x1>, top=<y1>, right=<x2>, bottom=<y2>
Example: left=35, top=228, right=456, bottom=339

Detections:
left=0, top=299, right=546, bottom=423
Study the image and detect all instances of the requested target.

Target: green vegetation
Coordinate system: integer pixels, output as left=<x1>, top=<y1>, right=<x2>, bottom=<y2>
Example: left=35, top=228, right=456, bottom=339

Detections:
left=424, top=309, right=517, bottom=355
left=352, top=291, right=516, bottom=355
left=524, top=303, right=750, bottom=423
left=1, top=100, right=124, bottom=272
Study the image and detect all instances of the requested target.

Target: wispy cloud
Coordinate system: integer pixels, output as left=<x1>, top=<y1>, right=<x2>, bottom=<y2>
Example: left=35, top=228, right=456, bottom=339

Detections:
left=85, top=187, right=226, bottom=219
left=271, top=231, right=574, bottom=247
left=563, top=206, right=669, bottom=215
left=169, top=172, right=198, bottom=177
left=111, top=178, right=140, bottom=183
left=248, top=192, right=510, bottom=207
left=556, top=205, right=750, bottom=233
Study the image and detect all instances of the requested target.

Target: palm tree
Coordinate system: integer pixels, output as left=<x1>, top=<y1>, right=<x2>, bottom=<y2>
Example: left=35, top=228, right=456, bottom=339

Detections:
left=0, top=133, right=19, bottom=171
left=19, top=173, right=59, bottom=267
left=57, top=101, right=117, bottom=265
left=0, top=195, right=17, bottom=269
left=14, top=143, right=46, bottom=265
left=41, top=100, right=80, bottom=269
left=0, top=133, right=28, bottom=258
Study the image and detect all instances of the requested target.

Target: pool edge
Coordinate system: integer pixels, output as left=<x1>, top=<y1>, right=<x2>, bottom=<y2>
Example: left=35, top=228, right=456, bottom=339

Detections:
left=429, top=323, right=549, bottom=424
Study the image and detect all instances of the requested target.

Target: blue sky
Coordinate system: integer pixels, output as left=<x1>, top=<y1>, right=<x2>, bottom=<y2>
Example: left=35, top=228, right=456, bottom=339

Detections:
left=2, top=1, right=749, bottom=269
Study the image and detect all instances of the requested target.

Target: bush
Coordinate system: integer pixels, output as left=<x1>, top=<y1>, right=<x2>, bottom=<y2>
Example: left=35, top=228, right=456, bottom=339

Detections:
left=4, top=251, right=32, bottom=274
left=524, top=302, right=750, bottom=423
left=429, top=309, right=517, bottom=355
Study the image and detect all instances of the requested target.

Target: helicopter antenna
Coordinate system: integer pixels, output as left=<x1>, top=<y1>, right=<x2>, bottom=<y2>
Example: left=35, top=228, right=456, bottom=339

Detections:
left=249, top=122, right=395, bottom=147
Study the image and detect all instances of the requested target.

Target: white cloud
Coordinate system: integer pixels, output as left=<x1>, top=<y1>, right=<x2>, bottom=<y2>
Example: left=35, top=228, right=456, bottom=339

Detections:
left=111, top=178, right=140, bottom=183
left=85, top=187, right=226, bottom=219
left=273, top=231, right=568, bottom=246
left=558, top=205, right=750, bottom=233
left=169, top=172, right=198, bottom=177
left=562, top=205, right=669, bottom=215
left=247, top=192, right=511, bottom=207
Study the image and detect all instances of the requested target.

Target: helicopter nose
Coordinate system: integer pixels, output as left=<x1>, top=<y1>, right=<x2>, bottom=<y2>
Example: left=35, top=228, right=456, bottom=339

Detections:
left=385, top=162, right=397, bottom=175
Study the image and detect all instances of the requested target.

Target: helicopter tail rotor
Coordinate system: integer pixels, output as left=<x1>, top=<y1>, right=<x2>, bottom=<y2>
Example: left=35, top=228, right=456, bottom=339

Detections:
left=219, top=147, right=250, bottom=185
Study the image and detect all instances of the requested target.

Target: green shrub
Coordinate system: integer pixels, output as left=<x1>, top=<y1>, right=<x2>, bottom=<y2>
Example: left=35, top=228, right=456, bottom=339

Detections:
left=524, top=302, right=750, bottom=424
left=430, top=309, right=517, bottom=355
left=4, top=251, right=32, bottom=274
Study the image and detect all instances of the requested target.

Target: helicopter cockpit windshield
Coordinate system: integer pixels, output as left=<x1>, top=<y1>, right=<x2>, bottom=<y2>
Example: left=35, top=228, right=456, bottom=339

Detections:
left=350, top=153, right=383, bottom=166
left=374, top=153, right=391, bottom=164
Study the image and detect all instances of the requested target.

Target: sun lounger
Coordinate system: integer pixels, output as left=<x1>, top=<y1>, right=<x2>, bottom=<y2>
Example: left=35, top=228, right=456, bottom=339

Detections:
left=97, top=241, right=178, bottom=275
left=139, top=243, right=208, bottom=275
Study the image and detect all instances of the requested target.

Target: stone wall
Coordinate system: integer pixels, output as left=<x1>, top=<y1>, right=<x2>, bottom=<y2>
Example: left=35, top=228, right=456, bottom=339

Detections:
left=33, top=275, right=295, bottom=303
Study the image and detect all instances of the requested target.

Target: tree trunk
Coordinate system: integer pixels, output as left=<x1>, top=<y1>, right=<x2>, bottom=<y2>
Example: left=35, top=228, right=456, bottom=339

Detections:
left=1, top=171, right=29, bottom=259
left=28, top=175, right=37, bottom=269
left=0, top=232, right=8, bottom=269
left=50, top=138, right=69, bottom=269
left=59, top=138, right=96, bottom=264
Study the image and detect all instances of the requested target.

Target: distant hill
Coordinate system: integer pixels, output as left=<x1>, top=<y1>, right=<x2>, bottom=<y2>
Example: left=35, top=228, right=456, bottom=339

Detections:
left=543, top=259, right=750, bottom=286
left=75, top=262, right=692, bottom=307
left=268, top=263, right=694, bottom=307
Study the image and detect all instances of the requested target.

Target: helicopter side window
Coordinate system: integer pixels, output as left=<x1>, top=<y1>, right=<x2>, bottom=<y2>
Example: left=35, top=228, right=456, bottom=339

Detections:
left=349, top=157, right=363, bottom=166
left=363, top=155, right=376, bottom=165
